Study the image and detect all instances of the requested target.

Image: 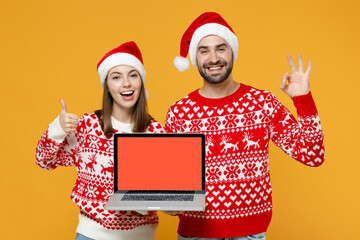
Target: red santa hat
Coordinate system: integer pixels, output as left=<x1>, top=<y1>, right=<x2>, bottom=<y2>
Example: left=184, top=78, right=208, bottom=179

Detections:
left=97, top=41, right=148, bottom=98
left=173, top=12, right=239, bottom=72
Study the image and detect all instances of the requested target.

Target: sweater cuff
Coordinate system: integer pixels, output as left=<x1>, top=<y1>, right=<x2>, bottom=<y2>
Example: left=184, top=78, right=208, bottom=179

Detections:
left=48, top=115, right=67, bottom=141
left=292, top=92, right=318, bottom=117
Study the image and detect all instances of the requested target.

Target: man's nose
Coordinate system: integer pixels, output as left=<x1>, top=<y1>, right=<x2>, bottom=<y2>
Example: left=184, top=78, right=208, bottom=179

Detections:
left=208, top=51, right=220, bottom=64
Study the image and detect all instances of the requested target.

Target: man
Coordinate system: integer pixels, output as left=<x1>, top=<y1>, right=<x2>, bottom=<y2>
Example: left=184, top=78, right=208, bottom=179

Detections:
left=165, top=12, right=324, bottom=240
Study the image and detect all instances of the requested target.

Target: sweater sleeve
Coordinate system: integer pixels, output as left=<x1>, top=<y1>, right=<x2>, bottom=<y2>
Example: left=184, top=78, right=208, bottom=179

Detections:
left=35, top=115, right=86, bottom=170
left=165, top=106, right=177, bottom=133
left=268, top=92, right=325, bottom=167
left=146, top=120, right=166, bottom=133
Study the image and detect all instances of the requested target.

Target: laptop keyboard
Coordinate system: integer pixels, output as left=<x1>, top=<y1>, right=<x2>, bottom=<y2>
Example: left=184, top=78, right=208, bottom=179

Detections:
left=121, top=194, right=194, bottom=201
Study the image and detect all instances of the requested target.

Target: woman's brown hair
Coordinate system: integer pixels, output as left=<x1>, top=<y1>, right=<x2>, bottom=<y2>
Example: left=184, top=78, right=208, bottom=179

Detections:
left=94, top=76, right=153, bottom=136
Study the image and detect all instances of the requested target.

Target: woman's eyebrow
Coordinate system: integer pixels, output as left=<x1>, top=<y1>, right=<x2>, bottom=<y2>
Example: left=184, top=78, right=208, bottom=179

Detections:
left=110, top=71, right=121, bottom=75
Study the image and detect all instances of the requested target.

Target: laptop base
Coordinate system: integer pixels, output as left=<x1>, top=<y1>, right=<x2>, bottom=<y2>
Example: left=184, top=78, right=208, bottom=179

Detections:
left=104, top=193, right=205, bottom=211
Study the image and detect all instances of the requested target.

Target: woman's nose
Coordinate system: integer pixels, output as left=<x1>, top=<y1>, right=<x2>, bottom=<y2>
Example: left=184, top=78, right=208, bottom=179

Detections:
left=122, top=77, right=131, bottom=87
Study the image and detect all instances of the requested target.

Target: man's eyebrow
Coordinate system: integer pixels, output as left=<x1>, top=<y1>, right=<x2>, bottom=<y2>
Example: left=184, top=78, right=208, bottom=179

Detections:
left=197, top=45, right=209, bottom=50
left=197, top=43, right=228, bottom=50
left=216, top=43, right=228, bottom=48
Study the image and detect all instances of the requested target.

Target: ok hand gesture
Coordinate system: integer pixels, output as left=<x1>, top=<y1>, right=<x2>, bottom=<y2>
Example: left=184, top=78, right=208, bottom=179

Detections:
left=59, top=99, right=79, bottom=133
left=280, top=54, right=312, bottom=98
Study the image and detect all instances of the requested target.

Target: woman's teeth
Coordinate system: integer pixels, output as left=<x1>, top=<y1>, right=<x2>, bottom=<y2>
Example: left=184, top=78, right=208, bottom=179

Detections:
left=120, top=91, right=134, bottom=96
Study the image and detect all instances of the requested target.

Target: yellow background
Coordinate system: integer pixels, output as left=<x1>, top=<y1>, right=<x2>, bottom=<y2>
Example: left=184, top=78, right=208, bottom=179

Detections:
left=1, top=0, right=359, bottom=239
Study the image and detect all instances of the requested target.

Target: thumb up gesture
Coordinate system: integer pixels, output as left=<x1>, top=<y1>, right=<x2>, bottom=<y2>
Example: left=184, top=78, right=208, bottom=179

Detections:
left=59, top=99, right=79, bottom=133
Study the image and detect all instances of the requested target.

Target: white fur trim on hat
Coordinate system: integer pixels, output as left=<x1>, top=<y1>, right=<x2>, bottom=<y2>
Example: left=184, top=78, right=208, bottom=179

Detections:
left=188, top=23, right=238, bottom=68
left=173, top=56, right=190, bottom=72
left=97, top=52, right=146, bottom=88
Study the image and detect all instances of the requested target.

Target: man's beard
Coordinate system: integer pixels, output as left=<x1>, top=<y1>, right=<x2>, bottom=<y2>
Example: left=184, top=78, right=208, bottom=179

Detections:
left=198, top=59, right=233, bottom=84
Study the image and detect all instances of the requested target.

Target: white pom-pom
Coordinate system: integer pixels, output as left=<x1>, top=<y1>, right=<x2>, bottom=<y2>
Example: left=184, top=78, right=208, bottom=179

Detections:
left=145, top=88, right=149, bottom=100
left=173, top=56, right=190, bottom=72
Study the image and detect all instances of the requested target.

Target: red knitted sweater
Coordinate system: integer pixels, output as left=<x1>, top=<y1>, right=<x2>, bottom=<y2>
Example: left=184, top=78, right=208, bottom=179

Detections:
left=36, top=113, right=165, bottom=233
left=165, top=84, right=324, bottom=238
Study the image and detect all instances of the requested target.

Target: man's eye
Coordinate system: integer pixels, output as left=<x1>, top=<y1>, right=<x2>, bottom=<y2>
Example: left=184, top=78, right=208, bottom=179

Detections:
left=201, top=50, right=207, bottom=54
left=218, top=48, right=225, bottom=52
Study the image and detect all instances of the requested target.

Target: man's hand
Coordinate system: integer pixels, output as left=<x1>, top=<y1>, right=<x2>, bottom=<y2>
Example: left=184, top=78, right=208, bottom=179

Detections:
left=162, top=211, right=182, bottom=216
left=280, top=54, right=312, bottom=98
left=59, top=99, right=79, bottom=133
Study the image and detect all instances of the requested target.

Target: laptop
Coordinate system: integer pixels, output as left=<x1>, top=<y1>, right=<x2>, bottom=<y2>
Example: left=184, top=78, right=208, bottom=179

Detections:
left=104, top=133, right=206, bottom=211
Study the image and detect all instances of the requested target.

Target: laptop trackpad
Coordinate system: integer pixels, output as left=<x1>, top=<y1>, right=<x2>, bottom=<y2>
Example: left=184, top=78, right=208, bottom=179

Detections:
left=142, top=202, right=170, bottom=209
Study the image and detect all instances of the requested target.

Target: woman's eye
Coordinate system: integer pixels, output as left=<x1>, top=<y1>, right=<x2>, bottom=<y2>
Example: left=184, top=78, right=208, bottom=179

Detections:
left=112, top=76, right=120, bottom=80
left=130, top=74, right=138, bottom=78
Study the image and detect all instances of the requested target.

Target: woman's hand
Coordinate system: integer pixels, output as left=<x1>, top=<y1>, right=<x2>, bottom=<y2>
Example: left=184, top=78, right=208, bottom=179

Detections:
left=59, top=99, right=79, bottom=133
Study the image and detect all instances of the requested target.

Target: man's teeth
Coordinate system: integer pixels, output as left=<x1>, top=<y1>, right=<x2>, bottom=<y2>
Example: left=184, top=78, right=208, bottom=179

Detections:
left=209, top=66, right=221, bottom=70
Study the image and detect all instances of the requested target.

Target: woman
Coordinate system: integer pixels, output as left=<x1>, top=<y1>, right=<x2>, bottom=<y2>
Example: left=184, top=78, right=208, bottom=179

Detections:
left=36, top=41, right=165, bottom=240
